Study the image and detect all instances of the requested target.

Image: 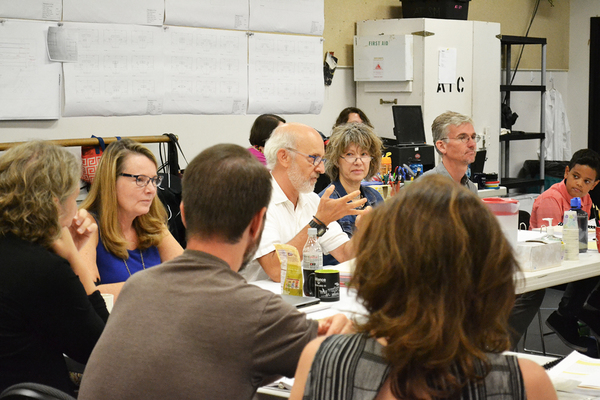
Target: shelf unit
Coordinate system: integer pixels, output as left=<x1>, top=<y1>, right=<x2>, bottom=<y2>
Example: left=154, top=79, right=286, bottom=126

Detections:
left=500, top=35, right=546, bottom=193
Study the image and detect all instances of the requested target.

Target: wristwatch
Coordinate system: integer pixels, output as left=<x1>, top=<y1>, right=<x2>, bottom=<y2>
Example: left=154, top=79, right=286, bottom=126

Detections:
left=309, top=217, right=328, bottom=237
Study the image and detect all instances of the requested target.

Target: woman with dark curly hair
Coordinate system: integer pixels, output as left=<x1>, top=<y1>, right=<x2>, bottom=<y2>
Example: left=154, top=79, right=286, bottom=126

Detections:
left=0, top=141, right=108, bottom=395
left=291, top=174, right=556, bottom=400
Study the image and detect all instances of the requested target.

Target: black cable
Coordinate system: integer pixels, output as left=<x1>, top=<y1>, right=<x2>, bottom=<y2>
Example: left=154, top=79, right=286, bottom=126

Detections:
left=509, top=0, right=542, bottom=86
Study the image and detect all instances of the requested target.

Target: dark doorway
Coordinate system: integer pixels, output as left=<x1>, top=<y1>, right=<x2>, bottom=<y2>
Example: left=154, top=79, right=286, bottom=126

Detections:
left=588, top=17, right=600, bottom=211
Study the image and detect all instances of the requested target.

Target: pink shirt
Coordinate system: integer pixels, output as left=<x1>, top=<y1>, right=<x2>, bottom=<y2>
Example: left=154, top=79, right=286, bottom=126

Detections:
left=530, top=180, right=592, bottom=228
left=247, top=147, right=267, bottom=166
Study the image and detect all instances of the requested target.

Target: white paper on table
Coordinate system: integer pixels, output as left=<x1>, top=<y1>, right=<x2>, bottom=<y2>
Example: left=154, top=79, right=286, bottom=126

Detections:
left=438, top=47, right=457, bottom=84
left=163, top=27, right=247, bottom=115
left=248, top=33, right=324, bottom=115
left=0, top=0, right=61, bottom=21
left=47, top=26, right=78, bottom=62
left=547, top=351, right=600, bottom=396
left=63, top=0, right=164, bottom=26
left=0, top=20, right=61, bottom=120
left=249, top=0, right=324, bottom=35
left=62, top=22, right=164, bottom=117
left=164, top=0, right=248, bottom=31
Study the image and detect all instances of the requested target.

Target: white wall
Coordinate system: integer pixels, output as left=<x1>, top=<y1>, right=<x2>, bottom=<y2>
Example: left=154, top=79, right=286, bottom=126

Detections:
left=0, top=67, right=357, bottom=166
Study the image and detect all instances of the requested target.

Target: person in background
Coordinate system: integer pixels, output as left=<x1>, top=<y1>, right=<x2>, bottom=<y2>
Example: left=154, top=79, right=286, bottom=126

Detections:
left=315, top=107, right=373, bottom=194
left=248, top=114, right=286, bottom=166
left=290, top=175, right=557, bottom=400
left=318, top=123, right=383, bottom=265
left=80, top=139, right=183, bottom=300
left=422, top=110, right=480, bottom=192
left=424, top=110, right=544, bottom=348
left=333, top=107, right=373, bottom=128
left=531, top=149, right=600, bottom=353
left=78, top=144, right=351, bottom=400
left=0, top=141, right=108, bottom=395
left=241, top=123, right=368, bottom=282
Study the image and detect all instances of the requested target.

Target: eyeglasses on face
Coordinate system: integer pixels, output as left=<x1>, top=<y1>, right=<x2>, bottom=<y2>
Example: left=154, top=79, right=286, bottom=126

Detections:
left=286, top=148, right=326, bottom=166
left=440, top=134, right=482, bottom=144
left=119, top=173, right=163, bottom=188
left=340, top=155, right=372, bottom=164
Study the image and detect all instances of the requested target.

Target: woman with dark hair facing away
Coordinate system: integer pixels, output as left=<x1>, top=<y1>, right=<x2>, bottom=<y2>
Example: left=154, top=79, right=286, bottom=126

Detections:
left=0, top=141, right=108, bottom=395
left=334, top=107, right=373, bottom=129
left=248, top=114, right=286, bottom=166
left=291, top=174, right=557, bottom=400
left=79, top=139, right=183, bottom=300
left=318, top=123, right=383, bottom=265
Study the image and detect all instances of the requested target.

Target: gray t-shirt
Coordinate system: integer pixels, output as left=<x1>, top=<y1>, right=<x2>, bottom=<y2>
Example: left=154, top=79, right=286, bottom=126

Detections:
left=421, top=161, right=478, bottom=194
left=79, top=249, right=318, bottom=400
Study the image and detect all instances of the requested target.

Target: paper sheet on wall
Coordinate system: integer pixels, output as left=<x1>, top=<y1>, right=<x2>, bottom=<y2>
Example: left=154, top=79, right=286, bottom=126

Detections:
left=164, top=0, right=248, bottom=30
left=249, top=0, right=324, bottom=35
left=62, top=22, right=164, bottom=117
left=248, top=33, right=323, bottom=115
left=163, top=27, right=247, bottom=115
left=438, top=48, right=457, bottom=84
left=47, top=26, right=78, bottom=62
left=0, top=0, right=61, bottom=21
left=0, top=20, right=61, bottom=120
left=63, top=0, right=164, bottom=26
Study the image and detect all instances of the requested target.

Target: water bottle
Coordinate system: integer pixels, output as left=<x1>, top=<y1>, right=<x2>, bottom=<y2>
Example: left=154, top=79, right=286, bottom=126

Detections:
left=563, top=210, right=579, bottom=261
left=570, top=197, right=588, bottom=253
left=302, top=228, right=323, bottom=297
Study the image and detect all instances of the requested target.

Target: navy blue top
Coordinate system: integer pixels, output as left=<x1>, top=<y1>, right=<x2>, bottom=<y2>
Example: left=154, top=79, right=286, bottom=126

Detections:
left=96, top=233, right=161, bottom=284
left=318, top=180, right=383, bottom=265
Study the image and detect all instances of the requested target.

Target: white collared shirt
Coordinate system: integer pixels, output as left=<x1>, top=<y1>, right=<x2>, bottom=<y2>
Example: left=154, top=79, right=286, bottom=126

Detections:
left=241, top=176, right=349, bottom=282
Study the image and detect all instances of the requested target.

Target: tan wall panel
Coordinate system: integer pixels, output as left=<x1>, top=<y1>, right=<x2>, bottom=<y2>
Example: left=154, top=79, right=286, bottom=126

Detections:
left=325, top=0, right=569, bottom=70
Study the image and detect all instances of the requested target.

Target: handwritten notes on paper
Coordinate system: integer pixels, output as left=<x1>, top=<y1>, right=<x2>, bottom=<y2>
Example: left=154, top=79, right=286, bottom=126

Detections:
left=0, top=0, right=62, bottom=21
left=0, top=20, right=61, bottom=120
left=163, top=27, right=247, bottom=115
left=62, top=23, right=164, bottom=117
left=62, top=0, right=164, bottom=26
left=248, top=33, right=323, bottom=114
left=249, top=0, right=324, bottom=35
left=164, top=0, right=249, bottom=30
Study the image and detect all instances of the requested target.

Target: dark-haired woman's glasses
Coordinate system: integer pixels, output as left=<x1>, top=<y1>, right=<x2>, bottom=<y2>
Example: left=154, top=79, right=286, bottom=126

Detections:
left=119, top=173, right=163, bottom=188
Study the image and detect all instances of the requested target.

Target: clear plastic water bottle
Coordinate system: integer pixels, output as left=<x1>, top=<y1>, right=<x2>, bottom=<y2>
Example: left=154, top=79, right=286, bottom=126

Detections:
left=302, top=228, right=323, bottom=297
left=570, top=197, right=588, bottom=253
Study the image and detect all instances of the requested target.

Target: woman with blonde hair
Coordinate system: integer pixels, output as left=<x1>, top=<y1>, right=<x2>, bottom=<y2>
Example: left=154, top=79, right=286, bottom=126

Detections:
left=291, top=175, right=556, bottom=400
left=0, top=141, right=107, bottom=395
left=80, top=139, right=183, bottom=299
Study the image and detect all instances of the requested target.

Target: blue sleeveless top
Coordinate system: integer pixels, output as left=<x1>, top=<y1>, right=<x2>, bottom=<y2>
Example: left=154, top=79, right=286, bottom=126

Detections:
left=96, top=233, right=161, bottom=284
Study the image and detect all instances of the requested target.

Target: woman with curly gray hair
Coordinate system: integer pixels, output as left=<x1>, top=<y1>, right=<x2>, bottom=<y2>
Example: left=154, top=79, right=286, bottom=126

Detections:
left=318, top=123, right=383, bottom=265
left=0, top=141, right=107, bottom=396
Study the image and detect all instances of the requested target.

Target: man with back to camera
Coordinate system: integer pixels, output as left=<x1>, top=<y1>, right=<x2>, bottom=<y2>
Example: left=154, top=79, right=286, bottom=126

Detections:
left=422, top=110, right=545, bottom=349
left=240, top=122, right=369, bottom=282
left=77, top=144, right=351, bottom=400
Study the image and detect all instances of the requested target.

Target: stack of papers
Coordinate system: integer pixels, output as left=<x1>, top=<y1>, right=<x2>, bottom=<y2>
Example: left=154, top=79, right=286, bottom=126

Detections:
left=547, top=351, right=600, bottom=397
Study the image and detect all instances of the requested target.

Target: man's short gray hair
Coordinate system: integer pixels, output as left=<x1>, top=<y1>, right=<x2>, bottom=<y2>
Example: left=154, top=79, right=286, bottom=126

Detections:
left=264, top=124, right=298, bottom=169
left=431, top=111, right=474, bottom=155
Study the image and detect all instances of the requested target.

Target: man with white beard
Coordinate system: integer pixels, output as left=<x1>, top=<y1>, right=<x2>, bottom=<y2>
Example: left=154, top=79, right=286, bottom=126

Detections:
left=241, top=123, right=368, bottom=282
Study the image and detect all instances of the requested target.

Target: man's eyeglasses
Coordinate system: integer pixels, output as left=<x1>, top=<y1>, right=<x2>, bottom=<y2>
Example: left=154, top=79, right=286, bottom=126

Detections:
left=119, top=173, right=163, bottom=188
left=440, top=134, right=482, bottom=144
left=340, top=155, right=372, bottom=164
left=286, top=148, right=326, bottom=166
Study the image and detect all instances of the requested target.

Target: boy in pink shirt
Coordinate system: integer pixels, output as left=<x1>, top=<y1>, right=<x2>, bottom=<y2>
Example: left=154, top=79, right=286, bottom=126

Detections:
left=533, top=149, right=600, bottom=353
left=530, top=150, right=599, bottom=228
